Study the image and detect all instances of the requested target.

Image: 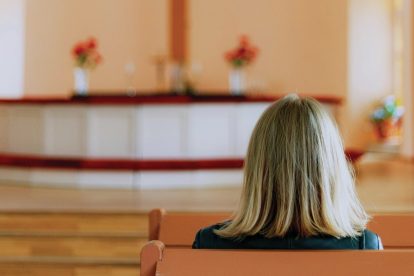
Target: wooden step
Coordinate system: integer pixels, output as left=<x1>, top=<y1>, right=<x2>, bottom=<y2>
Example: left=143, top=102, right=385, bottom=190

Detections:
left=0, top=212, right=148, bottom=236
left=0, top=236, right=146, bottom=259
left=0, top=212, right=148, bottom=275
left=0, top=262, right=139, bottom=276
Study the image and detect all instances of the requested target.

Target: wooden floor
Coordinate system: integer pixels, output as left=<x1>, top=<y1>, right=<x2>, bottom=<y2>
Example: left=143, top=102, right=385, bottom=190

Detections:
left=0, top=153, right=412, bottom=213
left=355, top=154, right=414, bottom=213
left=0, top=153, right=412, bottom=275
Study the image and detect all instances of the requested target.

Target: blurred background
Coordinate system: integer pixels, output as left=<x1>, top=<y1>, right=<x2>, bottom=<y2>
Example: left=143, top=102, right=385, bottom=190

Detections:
left=0, top=0, right=412, bottom=275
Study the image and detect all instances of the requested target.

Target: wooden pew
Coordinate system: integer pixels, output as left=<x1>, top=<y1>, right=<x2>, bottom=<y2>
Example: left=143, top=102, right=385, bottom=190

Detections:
left=149, top=209, right=414, bottom=248
left=148, top=209, right=229, bottom=246
left=140, top=240, right=414, bottom=276
left=368, top=214, right=414, bottom=249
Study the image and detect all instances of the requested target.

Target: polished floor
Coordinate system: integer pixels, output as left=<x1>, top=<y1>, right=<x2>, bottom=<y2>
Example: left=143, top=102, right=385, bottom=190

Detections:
left=0, top=153, right=412, bottom=213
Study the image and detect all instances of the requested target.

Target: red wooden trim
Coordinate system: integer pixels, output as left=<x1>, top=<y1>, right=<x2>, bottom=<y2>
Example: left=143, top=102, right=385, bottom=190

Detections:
left=0, top=154, right=243, bottom=171
left=345, top=149, right=365, bottom=163
left=0, top=93, right=343, bottom=105
left=0, top=150, right=362, bottom=171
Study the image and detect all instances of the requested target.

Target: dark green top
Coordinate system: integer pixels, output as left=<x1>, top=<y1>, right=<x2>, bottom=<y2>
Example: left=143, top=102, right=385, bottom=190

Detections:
left=193, top=223, right=383, bottom=250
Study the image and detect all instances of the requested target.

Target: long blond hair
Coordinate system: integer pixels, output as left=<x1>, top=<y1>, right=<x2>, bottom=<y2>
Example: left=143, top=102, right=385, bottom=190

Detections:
left=216, top=94, right=368, bottom=238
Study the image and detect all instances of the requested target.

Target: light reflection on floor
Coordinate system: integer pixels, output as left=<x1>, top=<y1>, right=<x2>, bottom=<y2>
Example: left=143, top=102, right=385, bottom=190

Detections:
left=0, top=153, right=412, bottom=213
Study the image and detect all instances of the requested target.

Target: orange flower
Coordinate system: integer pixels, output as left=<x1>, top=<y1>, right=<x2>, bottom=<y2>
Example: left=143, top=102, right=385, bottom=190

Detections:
left=94, top=53, right=103, bottom=64
left=239, top=35, right=250, bottom=47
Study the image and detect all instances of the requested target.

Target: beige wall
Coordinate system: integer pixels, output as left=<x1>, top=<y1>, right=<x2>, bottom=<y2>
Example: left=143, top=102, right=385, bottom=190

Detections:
left=24, top=0, right=168, bottom=97
left=21, top=0, right=403, bottom=151
left=189, top=0, right=348, bottom=96
left=189, top=0, right=397, bottom=149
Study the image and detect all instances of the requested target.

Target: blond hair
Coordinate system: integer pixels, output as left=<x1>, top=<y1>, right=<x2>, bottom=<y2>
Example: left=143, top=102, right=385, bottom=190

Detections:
left=216, top=94, right=368, bottom=239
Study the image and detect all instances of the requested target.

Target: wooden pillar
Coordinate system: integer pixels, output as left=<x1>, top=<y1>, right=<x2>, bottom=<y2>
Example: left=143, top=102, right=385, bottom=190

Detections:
left=170, top=0, right=187, bottom=63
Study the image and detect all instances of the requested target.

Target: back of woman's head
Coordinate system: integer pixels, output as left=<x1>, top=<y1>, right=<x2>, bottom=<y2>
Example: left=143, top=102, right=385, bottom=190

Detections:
left=216, top=94, right=368, bottom=239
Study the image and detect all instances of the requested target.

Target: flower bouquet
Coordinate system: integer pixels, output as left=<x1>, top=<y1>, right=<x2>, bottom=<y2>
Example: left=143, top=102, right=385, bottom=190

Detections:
left=224, top=35, right=259, bottom=95
left=225, top=35, right=259, bottom=68
left=71, top=37, right=102, bottom=95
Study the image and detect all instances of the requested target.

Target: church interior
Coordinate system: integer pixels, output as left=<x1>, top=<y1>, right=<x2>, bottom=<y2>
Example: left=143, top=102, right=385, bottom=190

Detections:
left=0, top=0, right=413, bottom=275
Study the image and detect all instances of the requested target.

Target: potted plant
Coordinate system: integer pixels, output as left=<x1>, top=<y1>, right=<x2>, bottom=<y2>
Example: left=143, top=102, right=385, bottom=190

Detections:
left=370, top=95, right=404, bottom=143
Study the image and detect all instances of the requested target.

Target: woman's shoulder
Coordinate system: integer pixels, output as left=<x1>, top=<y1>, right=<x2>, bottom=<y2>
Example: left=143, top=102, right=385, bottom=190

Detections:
left=363, top=229, right=383, bottom=250
left=192, top=222, right=228, bottom=249
left=193, top=224, right=383, bottom=250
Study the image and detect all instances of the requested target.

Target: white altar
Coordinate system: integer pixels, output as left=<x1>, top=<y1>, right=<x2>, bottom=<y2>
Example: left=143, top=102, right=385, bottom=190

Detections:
left=0, top=94, right=340, bottom=189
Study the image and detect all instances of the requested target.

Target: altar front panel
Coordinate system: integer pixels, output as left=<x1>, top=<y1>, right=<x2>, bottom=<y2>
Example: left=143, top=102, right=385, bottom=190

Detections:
left=0, top=95, right=340, bottom=189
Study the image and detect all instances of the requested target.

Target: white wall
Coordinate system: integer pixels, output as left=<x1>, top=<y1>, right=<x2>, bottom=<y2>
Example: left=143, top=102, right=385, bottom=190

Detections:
left=345, top=0, right=394, bottom=149
left=401, top=0, right=414, bottom=158
left=0, top=0, right=25, bottom=98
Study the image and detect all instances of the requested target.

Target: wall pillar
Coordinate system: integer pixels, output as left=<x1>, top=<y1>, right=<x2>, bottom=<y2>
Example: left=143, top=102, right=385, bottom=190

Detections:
left=0, top=0, right=25, bottom=98
left=345, top=0, right=393, bottom=150
left=400, top=0, right=414, bottom=158
left=170, top=0, right=187, bottom=62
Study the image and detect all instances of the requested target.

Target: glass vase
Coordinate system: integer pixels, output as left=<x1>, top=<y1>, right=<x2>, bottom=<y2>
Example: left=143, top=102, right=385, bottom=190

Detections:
left=229, top=68, right=246, bottom=95
left=73, top=67, right=89, bottom=96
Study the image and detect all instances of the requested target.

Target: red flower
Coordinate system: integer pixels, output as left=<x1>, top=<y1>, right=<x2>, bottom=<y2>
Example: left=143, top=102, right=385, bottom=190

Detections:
left=224, top=35, right=259, bottom=67
left=224, top=51, right=235, bottom=62
left=72, top=43, right=85, bottom=56
left=87, top=38, right=97, bottom=49
left=71, top=37, right=102, bottom=69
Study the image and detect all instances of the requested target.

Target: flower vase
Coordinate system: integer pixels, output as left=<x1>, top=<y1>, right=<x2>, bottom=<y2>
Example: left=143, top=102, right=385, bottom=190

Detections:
left=229, top=68, right=246, bottom=95
left=170, top=63, right=185, bottom=94
left=374, top=119, right=401, bottom=143
left=73, top=67, right=89, bottom=96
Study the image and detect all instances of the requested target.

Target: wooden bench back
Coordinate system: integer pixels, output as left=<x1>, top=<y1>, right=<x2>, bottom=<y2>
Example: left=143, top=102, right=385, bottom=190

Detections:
left=140, top=241, right=414, bottom=276
left=149, top=209, right=414, bottom=248
left=368, top=214, right=414, bottom=248
left=149, top=209, right=230, bottom=246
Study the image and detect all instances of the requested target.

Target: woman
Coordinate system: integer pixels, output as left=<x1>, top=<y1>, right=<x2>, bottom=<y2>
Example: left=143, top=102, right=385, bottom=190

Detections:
left=193, top=94, right=382, bottom=250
